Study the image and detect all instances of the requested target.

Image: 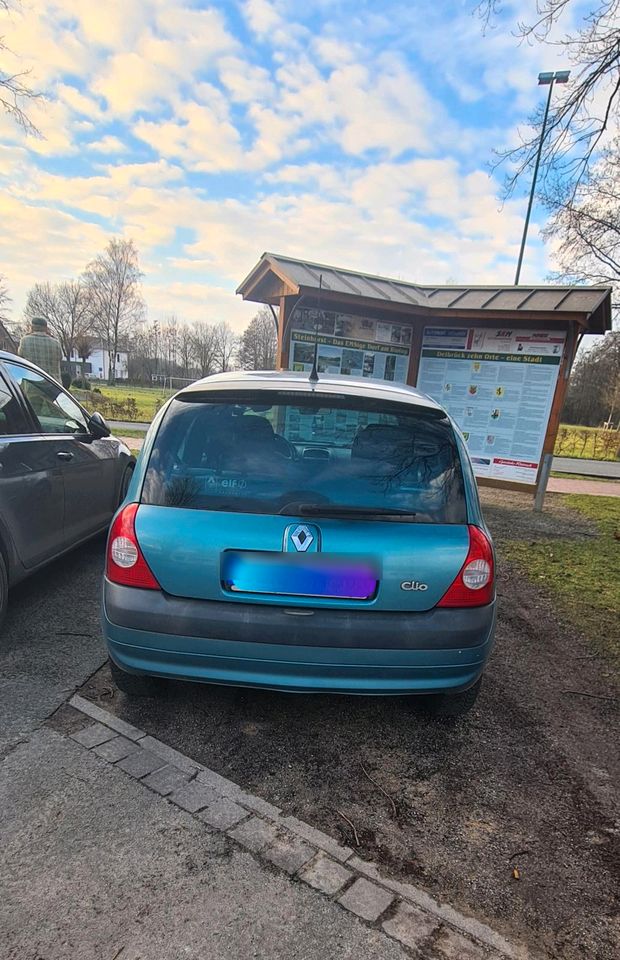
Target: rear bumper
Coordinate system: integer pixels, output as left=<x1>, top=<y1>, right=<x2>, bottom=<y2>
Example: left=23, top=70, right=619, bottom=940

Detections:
left=103, top=581, right=496, bottom=695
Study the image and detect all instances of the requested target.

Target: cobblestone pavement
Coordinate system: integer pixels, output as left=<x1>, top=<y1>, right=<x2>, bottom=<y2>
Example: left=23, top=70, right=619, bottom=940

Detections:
left=49, top=694, right=524, bottom=960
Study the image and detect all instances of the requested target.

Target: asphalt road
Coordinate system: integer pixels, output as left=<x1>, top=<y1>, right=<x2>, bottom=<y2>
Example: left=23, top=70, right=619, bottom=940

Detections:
left=2, top=494, right=618, bottom=960
left=551, top=457, right=620, bottom=479
left=0, top=535, right=107, bottom=759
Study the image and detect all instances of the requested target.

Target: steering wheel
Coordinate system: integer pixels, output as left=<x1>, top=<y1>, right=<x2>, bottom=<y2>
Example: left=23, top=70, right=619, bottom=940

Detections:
left=272, top=434, right=298, bottom=460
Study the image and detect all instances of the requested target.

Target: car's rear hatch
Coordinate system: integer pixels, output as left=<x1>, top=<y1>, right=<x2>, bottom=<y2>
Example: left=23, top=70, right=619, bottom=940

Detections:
left=134, top=387, right=473, bottom=613
left=135, top=506, right=470, bottom=612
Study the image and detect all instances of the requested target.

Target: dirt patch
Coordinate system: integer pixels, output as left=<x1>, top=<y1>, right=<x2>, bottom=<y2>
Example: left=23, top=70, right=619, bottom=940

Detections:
left=479, top=487, right=599, bottom=541
left=79, top=490, right=619, bottom=960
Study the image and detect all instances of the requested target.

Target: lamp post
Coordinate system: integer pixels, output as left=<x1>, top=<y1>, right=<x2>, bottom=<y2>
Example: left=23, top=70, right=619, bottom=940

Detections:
left=514, top=69, right=570, bottom=285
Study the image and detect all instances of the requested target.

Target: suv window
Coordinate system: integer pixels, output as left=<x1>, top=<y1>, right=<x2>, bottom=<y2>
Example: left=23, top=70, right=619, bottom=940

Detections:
left=0, top=373, right=26, bottom=435
left=142, top=393, right=467, bottom=523
left=4, top=361, right=89, bottom=435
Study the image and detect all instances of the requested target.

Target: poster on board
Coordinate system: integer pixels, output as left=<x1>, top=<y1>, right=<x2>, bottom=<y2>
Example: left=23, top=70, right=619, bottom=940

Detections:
left=289, top=308, right=410, bottom=384
left=416, top=326, right=566, bottom=485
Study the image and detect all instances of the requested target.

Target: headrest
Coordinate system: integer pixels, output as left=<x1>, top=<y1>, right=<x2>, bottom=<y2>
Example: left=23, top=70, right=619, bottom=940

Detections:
left=351, top=423, right=412, bottom=460
left=233, top=416, right=274, bottom=438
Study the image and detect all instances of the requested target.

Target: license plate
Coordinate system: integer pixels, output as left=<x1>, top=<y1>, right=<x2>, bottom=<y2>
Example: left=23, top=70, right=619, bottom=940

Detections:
left=221, top=551, right=379, bottom=600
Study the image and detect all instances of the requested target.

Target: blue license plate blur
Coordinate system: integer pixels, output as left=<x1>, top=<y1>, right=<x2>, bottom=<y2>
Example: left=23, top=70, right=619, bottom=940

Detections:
left=222, top=551, right=379, bottom=600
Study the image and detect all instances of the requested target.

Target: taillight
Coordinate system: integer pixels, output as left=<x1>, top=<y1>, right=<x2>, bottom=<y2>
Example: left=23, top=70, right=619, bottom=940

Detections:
left=106, top=503, right=160, bottom=590
left=437, top=525, right=494, bottom=608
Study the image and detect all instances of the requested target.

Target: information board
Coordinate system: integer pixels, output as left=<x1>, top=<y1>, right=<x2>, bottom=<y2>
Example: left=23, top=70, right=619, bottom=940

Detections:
left=289, top=308, right=410, bottom=384
left=416, top=326, right=566, bottom=485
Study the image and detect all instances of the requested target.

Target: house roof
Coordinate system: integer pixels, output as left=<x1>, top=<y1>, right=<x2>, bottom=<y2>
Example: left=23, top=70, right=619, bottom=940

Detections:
left=236, top=253, right=613, bottom=333
left=0, top=320, right=18, bottom=351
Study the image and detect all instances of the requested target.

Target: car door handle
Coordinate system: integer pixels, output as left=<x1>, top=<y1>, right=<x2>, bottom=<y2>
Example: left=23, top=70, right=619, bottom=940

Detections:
left=57, top=451, right=74, bottom=461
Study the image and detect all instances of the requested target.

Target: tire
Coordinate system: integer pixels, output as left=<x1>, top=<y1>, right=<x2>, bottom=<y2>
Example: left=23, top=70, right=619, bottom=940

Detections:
left=422, top=677, right=482, bottom=719
left=118, top=465, right=134, bottom=505
left=0, top=552, right=8, bottom=633
left=109, top=657, right=162, bottom=697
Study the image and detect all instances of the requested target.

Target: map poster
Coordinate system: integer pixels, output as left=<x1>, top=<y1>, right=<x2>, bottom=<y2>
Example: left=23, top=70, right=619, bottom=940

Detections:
left=288, top=308, right=410, bottom=384
left=416, top=326, right=566, bottom=485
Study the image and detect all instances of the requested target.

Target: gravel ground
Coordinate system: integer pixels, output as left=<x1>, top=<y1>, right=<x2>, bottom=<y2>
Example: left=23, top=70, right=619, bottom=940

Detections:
left=75, top=488, right=619, bottom=960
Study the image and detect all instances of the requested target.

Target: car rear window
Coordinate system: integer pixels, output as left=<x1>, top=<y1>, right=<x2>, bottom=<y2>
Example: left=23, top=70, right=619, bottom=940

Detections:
left=141, top=392, right=467, bottom=523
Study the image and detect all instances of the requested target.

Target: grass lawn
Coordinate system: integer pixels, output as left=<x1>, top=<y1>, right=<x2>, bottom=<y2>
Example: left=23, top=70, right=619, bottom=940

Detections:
left=95, top=383, right=173, bottom=420
left=111, top=426, right=148, bottom=439
left=554, top=424, right=619, bottom=461
left=502, top=495, right=620, bottom=666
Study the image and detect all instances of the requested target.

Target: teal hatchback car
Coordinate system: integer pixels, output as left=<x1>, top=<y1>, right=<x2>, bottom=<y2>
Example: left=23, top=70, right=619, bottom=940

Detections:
left=103, top=372, right=495, bottom=716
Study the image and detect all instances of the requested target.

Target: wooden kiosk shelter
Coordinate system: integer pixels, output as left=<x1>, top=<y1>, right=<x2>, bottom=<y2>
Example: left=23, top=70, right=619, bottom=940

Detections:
left=237, top=253, right=612, bottom=497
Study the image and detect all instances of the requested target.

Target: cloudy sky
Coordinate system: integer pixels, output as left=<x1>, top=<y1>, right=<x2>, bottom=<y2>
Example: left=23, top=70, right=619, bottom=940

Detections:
left=0, top=0, right=583, bottom=332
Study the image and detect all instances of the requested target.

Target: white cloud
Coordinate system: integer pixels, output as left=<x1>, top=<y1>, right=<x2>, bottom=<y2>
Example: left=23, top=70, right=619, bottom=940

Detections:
left=134, top=94, right=244, bottom=173
left=243, top=0, right=283, bottom=37
left=218, top=56, right=275, bottom=103
left=92, top=6, right=237, bottom=117
left=86, top=135, right=127, bottom=154
left=56, top=83, right=104, bottom=121
left=0, top=0, right=568, bottom=330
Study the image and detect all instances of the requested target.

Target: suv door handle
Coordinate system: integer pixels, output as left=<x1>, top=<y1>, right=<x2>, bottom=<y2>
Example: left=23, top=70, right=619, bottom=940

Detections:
left=57, top=451, right=74, bottom=461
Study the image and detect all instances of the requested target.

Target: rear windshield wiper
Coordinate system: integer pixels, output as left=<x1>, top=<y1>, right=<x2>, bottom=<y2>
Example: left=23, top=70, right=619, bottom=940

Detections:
left=281, top=502, right=417, bottom=521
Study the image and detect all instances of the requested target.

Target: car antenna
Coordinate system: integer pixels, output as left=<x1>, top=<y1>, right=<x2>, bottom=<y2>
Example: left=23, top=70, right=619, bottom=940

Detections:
left=309, top=274, right=322, bottom=384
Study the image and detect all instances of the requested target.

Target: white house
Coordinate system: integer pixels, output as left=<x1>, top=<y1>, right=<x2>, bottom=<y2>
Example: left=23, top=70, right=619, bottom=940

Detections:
left=68, top=343, right=129, bottom=381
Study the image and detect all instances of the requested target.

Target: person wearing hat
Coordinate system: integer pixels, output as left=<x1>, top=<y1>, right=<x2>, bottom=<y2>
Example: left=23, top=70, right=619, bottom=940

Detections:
left=18, top=317, right=63, bottom=383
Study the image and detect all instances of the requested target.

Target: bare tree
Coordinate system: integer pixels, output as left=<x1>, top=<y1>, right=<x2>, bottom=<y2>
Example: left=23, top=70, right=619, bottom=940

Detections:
left=23, top=279, right=92, bottom=360
left=479, top=1, right=620, bottom=198
left=562, top=330, right=620, bottom=424
left=237, top=307, right=277, bottom=370
left=191, top=321, right=219, bottom=377
left=543, top=135, right=619, bottom=311
left=83, top=238, right=145, bottom=383
left=178, top=324, right=194, bottom=378
left=161, top=315, right=179, bottom=372
left=75, top=334, right=93, bottom=383
left=0, top=1, right=41, bottom=135
left=212, top=320, right=237, bottom=373
left=0, top=274, right=11, bottom=324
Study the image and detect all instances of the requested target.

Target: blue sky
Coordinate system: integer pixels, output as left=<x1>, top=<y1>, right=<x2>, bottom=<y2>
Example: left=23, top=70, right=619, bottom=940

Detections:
left=0, top=0, right=584, bottom=331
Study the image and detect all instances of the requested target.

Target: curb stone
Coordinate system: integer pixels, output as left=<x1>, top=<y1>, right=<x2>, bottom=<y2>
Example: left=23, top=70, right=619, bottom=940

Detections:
left=67, top=695, right=529, bottom=960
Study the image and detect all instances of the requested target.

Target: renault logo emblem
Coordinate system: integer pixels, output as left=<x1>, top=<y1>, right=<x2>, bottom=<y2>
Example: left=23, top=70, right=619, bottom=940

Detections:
left=291, top=524, right=314, bottom=552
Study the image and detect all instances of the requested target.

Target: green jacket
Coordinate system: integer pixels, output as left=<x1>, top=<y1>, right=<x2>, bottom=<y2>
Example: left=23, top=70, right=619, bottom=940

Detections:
left=18, top=333, right=63, bottom=383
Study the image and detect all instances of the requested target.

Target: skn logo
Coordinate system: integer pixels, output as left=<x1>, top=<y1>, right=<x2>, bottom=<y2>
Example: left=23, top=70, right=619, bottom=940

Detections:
left=400, top=580, right=428, bottom=591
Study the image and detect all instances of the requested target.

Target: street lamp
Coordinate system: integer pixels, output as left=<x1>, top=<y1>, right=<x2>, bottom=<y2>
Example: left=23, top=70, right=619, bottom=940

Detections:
left=514, top=69, right=570, bottom=285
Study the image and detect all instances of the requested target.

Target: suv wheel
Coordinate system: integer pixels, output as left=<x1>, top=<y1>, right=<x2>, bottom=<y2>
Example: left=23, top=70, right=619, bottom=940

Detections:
left=0, top=552, right=8, bottom=632
left=423, top=677, right=482, bottom=719
left=119, top=465, right=135, bottom=505
left=109, top=657, right=162, bottom=697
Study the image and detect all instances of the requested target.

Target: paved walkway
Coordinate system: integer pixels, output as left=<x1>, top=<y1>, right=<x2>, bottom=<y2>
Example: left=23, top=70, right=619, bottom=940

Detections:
left=547, top=477, right=620, bottom=497
left=0, top=541, right=519, bottom=960
left=1, top=726, right=410, bottom=960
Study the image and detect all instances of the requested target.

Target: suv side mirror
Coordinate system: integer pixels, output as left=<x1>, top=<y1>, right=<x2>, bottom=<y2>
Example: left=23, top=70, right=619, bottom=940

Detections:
left=89, top=411, right=111, bottom=438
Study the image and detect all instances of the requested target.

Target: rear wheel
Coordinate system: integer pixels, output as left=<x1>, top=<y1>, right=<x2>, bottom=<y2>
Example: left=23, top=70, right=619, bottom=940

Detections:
left=118, top=465, right=135, bottom=505
left=109, top=657, right=162, bottom=697
left=0, top=552, right=8, bottom=633
left=422, top=677, right=482, bottom=719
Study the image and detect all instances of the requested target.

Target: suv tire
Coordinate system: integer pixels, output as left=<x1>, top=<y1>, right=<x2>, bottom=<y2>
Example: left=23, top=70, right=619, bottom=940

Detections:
left=423, top=677, right=482, bottom=719
left=119, top=465, right=135, bottom=505
left=0, top=552, right=8, bottom=632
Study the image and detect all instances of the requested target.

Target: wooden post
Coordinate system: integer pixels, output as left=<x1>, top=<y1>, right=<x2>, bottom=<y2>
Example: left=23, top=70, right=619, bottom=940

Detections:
left=406, top=318, right=425, bottom=387
left=533, top=321, right=581, bottom=505
left=534, top=453, right=553, bottom=512
left=277, top=296, right=293, bottom=370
